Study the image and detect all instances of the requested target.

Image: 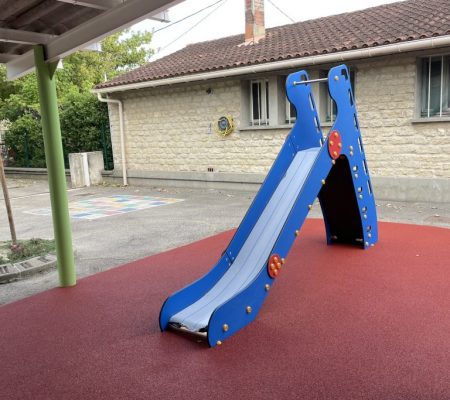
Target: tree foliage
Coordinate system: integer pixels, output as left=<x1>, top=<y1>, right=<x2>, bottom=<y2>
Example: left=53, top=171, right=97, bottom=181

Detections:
left=5, top=114, right=44, bottom=167
left=60, top=92, right=111, bottom=163
left=55, top=29, right=153, bottom=96
left=0, top=29, right=152, bottom=168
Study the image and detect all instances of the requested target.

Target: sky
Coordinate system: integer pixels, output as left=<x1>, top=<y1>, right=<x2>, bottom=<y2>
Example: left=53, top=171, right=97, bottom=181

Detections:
left=132, top=0, right=401, bottom=60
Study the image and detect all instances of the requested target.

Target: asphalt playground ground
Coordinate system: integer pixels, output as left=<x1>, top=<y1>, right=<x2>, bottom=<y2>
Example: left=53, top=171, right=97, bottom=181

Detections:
left=1, top=178, right=449, bottom=305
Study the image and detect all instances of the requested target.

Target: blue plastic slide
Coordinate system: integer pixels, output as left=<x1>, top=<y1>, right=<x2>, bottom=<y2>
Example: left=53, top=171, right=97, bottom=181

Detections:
left=159, top=65, right=378, bottom=347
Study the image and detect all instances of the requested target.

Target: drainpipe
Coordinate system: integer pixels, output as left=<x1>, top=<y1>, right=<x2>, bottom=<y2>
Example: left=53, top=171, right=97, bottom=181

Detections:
left=97, top=93, right=127, bottom=186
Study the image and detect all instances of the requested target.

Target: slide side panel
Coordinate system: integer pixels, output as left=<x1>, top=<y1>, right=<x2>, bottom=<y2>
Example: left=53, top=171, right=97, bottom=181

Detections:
left=159, top=139, right=297, bottom=330
left=159, top=255, right=232, bottom=330
left=170, top=150, right=319, bottom=332
left=208, top=146, right=332, bottom=346
left=226, top=139, right=296, bottom=261
left=319, top=65, right=378, bottom=247
left=271, top=146, right=332, bottom=259
left=227, top=70, right=323, bottom=261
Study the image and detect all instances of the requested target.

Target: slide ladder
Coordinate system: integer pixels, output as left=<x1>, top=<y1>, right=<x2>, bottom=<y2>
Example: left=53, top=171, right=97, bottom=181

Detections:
left=159, top=65, right=378, bottom=347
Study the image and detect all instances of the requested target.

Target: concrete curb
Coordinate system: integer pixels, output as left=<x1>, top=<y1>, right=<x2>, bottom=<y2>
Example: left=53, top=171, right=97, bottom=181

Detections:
left=103, top=169, right=450, bottom=203
left=0, top=254, right=57, bottom=284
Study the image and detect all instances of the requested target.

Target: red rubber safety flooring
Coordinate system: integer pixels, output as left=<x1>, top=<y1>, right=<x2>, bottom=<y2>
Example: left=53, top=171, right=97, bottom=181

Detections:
left=1, top=219, right=450, bottom=400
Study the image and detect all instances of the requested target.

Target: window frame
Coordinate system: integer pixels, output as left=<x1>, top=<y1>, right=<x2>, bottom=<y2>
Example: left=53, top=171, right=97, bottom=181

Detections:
left=285, top=96, right=296, bottom=124
left=280, top=74, right=297, bottom=124
left=249, top=79, right=270, bottom=126
left=419, top=55, right=450, bottom=118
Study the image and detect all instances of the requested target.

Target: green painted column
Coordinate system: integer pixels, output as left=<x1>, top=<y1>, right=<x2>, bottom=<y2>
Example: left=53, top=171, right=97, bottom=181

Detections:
left=34, top=45, right=76, bottom=287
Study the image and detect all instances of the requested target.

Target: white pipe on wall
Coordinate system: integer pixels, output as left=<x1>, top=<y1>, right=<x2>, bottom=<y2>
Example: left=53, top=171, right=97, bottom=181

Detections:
left=97, top=93, right=128, bottom=186
left=92, top=35, right=450, bottom=94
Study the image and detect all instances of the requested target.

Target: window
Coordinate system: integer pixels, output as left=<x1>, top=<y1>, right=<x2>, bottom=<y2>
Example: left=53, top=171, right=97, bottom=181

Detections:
left=420, top=56, right=450, bottom=118
left=280, top=75, right=297, bottom=124
left=320, top=69, right=355, bottom=123
left=250, top=79, right=269, bottom=125
left=286, top=99, right=297, bottom=123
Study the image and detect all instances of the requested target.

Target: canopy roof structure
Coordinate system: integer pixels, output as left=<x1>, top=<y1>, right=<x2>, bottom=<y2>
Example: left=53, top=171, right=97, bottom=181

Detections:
left=0, top=0, right=182, bottom=288
left=0, top=0, right=180, bottom=79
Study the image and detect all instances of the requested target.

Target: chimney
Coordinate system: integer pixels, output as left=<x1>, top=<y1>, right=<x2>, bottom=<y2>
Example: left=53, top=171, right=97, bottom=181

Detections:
left=245, top=0, right=265, bottom=43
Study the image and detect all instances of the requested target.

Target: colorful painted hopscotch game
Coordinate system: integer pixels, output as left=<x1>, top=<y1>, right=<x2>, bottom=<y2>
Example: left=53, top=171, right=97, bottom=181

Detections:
left=26, top=195, right=184, bottom=220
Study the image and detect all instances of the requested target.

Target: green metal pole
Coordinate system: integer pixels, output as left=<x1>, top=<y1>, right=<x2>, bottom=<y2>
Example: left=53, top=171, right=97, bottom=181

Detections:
left=34, top=45, right=76, bottom=287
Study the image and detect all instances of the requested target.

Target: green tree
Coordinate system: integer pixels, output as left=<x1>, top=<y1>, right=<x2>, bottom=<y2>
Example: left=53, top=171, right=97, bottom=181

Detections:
left=55, top=29, right=152, bottom=96
left=0, top=29, right=152, bottom=168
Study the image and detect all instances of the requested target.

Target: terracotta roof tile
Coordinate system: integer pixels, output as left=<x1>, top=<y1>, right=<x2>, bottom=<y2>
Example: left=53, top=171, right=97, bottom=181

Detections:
left=96, top=0, right=450, bottom=89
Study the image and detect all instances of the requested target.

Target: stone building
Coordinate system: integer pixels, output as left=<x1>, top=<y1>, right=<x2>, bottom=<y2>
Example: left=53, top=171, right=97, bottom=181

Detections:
left=94, top=0, right=450, bottom=202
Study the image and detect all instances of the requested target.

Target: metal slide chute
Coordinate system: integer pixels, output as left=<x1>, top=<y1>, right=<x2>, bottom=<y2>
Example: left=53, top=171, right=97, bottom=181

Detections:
left=159, top=65, right=378, bottom=347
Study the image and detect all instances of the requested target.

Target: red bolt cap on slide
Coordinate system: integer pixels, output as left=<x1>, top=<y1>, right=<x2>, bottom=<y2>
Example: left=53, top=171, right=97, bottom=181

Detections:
left=268, top=254, right=283, bottom=279
left=328, top=130, right=342, bottom=160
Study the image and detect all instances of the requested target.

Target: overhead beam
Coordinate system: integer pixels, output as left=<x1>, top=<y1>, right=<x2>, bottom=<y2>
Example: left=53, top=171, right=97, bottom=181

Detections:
left=0, top=28, right=56, bottom=45
left=57, top=0, right=171, bottom=21
left=149, top=10, right=170, bottom=23
left=1, top=0, right=37, bottom=22
left=11, top=0, right=63, bottom=29
left=0, top=53, right=18, bottom=63
left=56, top=0, right=123, bottom=10
left=6, top=0, right=181, bottom=79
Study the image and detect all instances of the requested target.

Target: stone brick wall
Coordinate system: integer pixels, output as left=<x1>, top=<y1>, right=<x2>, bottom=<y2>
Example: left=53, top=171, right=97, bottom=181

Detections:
left=108, top=80, right=287, bottom=175
left=356, top=55, right=450, bottom=178
left=107, top=54, right=450, bottom=180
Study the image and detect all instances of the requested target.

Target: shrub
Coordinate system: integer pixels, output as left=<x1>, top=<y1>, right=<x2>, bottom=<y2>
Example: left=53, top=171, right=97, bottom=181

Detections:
left=60, top=92, right=112, bottom=167
left=5, top=113, right=45, bottom=168
left=4, top=92, right=113, bottom=169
